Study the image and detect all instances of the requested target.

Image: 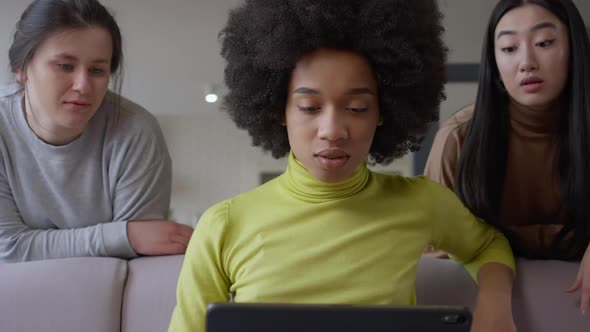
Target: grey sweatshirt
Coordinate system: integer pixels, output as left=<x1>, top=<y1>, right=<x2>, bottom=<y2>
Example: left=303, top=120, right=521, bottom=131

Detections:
left=0, top=85, right=172, bottom=263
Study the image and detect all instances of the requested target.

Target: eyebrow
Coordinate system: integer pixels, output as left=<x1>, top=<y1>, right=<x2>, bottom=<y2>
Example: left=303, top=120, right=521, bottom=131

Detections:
left=496, top=21, right=558, bottom=40
left=53, top=53, right=110, bottom=64
left=293, top=87, right=375, bottom=95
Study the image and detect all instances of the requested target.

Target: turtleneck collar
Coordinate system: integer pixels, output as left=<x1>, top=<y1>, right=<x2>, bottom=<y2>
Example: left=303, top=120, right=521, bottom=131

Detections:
left=509, top=100, right=560, bottom=138
left=280, top=151, right=370, bottom=203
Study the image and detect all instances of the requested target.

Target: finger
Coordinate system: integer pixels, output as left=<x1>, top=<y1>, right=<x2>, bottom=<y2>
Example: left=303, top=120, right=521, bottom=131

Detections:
left=170, top=242, right=188, bottom=254
left=177, top=226, right=194, bottom=241
left=179, top=222, right=194, bottom=231
left=581, top=273, right=590, bottom=315
left=172, top=233, right=191, bottom=246
left=567, top=268, right=583, bottom=293
left=177, top=224, right=195, bottom=238
left=160, top=242, right=187, bottom=255
left=567, top=278, right=582, bottom=292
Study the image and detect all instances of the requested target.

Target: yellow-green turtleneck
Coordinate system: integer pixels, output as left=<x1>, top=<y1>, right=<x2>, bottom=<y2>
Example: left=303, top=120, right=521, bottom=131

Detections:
left=168, top=153, right=514, bottom=332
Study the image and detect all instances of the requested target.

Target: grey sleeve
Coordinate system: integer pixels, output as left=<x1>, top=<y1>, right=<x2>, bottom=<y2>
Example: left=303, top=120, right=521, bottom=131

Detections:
left=0, top=168, right=131, bottom=262
left=110, top=111, right=172, bottom=230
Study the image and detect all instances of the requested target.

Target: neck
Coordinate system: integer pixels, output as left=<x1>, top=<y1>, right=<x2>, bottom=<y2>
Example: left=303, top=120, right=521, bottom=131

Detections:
left=508, top=98, right=561, bottom=135
left=509, top=97, right=562, bottom=114
left=23, top=94, right=82, bottom=146
left=282, top=152, right=370, bottom=203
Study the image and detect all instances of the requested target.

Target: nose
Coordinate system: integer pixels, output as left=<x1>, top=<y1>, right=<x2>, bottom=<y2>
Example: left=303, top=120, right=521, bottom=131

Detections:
left=519, top=45, right=538, bottom=72
left=72, top=70, right=91, bottom=94
left=317, top=107, right=349, bottom=141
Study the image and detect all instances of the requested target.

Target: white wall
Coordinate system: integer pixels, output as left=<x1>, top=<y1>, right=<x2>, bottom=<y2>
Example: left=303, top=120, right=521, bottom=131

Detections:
left=0, top=0, right=587, bottom=224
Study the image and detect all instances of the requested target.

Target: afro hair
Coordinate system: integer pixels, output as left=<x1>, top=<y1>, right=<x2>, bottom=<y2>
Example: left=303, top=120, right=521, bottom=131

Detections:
left=220, top=0, right=447, bottom=165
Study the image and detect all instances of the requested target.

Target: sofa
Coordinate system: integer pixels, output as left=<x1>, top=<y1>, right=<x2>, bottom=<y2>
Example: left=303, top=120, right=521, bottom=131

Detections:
left=0, top=255, right=587, bottom=332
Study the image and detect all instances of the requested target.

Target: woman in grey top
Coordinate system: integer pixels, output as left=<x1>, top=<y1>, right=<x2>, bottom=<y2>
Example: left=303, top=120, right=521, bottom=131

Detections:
left=0, top=0, right=193, bottom=263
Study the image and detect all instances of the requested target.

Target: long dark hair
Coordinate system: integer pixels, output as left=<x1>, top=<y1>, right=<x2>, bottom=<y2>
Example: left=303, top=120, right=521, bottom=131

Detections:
left=456, top=0, right=590, bottom=258
left=8, top=0, right=124, bottom=96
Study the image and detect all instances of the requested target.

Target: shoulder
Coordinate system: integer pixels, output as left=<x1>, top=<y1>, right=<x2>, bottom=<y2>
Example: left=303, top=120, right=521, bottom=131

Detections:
left=93, top=93, right=170, bottom=170
left=399, top=176, right=470, bottom=219
left=424, top=104, right=474, bottom=188
left=396, top=175, right=453, bottom=196
left=194, top=190, right=273, bottom=239
left=436, top=104, right=473, bottom=147
left=197, top=200, right=231, bottom=231
left=368, top=173, right=465, bottom=221
left=380, top=174, right=460, bottom=200
left=102, top=92, right=163, bottom=135
left=370, top=172, right=442, bottom=199
left=199, top=177, right=284, bottom=230
left=0, top=84, right=21, bottom=99
left=97, top=92, right=168, bottom=150
left=411, top=175, right=458, bottom=197
left=0, top=84, right=21, bottom=121
left=228, top=177, right=282, bottom=208
left=0, top=85, right=23, bottom=146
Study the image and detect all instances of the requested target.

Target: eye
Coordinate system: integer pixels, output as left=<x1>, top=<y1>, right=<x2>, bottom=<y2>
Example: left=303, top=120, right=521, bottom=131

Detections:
left=89, top=67, right=107, bottom=76
left=500, top=46, right=516, bottom=54
left=297, top=106, right=320, bottom=112
left=57, top=64, right=74, bottom=72
left=536, top=39, right=555, bottom=48
left=346, top=107, right=369, bottom=113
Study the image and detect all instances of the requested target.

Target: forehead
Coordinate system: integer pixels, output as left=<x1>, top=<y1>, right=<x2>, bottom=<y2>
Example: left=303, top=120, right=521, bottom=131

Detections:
left=495, top=4, right=565, bottom=35
left=34, top=27, right=113, bottom=61
left=289, top=48, right=378, bottom=92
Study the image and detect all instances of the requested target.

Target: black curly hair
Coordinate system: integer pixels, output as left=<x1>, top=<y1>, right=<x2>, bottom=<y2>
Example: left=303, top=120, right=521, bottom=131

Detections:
left=220, top=0, right=447, bottom=164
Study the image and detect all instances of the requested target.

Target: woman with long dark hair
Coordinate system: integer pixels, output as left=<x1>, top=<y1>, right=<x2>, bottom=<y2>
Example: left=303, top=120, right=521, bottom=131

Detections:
left=425, top=0, right=590, bottom=314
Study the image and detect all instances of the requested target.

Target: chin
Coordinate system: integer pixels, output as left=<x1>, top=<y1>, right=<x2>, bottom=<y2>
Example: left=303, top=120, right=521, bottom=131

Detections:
left=62, top=119, right=91, bottom=130
left=514, top=97, right=554, bottom=110
left=320, top=171, right=350, bottom=183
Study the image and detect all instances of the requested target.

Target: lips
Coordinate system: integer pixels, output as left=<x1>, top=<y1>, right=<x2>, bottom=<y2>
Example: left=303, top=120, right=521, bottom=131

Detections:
left=314, top=148, right=350, bottom=170
left=520, top=76, right=544, bottom=86
left=519, top=76, right=545, bottom=93
left=64, top=101, right=90, bottom=106
left=315, top=148, right=350, bottom=159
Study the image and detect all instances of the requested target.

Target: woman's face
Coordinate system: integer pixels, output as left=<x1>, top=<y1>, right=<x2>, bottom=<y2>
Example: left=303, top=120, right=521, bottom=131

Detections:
left=494, top=4, right=569, bottom=111
left=284, top=48, right=381, bottom=183
left=18, top=26, right=113, bottom=144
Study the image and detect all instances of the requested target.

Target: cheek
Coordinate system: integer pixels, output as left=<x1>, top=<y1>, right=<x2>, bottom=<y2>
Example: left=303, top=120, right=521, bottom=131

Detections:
left=285, top=108, right=314, bottom=132
left=541, top=51, right=569, bottom=91
left=556, top=53, right=569, bottom=80
left=94, top=76, right=111, bottom=93
left=34, top=71, right=70, bottom=94
left=286, top=122, right=314, bottom=145
left=353, top=121, right=379, bottom=146
left=97, top=77, right=109, bottom=87
left=552, top=66, right=569, bottom=94
left=495, top=57, right=515, bottom=82
left=29, top=72, right=63, bottom=98
left=285, top=114, right=310, bottom=145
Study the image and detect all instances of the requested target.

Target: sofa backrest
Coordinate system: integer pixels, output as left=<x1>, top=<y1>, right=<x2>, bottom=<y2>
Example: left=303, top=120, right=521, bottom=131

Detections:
left=2, top=255, right=588, bottom=332
left=0, top=257, right=127, bottom=332
left=122, top=255, right=184, bottom=332
left=416, top=256, right=589, bottom=332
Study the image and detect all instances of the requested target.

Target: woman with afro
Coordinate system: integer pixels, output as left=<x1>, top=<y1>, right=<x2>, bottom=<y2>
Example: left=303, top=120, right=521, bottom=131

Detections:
left=169, top=1, right=516, bottom=331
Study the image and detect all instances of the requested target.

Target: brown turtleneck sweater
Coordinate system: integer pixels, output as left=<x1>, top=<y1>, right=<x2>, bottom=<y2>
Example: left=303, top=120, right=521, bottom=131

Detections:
left=424, top=104, right=576, bottom=259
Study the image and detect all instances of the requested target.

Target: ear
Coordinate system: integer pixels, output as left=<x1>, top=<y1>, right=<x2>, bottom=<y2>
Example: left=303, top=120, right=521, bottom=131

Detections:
left=377, top=115, right=384, bottom=126
left=15, top=68, right=26, bottom=84
left=280, top=114, right=286, bottom=126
